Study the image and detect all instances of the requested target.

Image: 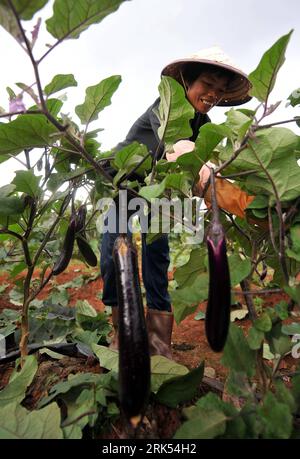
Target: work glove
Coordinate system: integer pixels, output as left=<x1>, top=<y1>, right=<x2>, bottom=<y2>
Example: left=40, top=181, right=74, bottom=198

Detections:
left=166, top=140, right=195, bottom=162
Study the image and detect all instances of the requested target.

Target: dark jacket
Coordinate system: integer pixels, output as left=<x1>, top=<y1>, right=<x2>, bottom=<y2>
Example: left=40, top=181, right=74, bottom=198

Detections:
left=104, top=97, right=210, bottom=181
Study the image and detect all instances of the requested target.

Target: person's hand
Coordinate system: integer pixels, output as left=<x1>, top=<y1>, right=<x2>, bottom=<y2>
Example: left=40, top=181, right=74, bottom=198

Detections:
left=166, top=140, right=195, bottom=162
left=198, top=161, right=217, bottom=188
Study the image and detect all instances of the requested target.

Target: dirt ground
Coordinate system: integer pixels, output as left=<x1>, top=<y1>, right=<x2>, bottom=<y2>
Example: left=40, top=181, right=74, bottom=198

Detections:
left=0, top=262, right=297, bottom=382
left=0, top=262, right=299, bottom=438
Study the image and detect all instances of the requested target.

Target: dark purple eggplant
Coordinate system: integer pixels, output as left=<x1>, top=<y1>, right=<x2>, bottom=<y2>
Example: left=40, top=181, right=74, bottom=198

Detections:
left=76, top=235, right=98, bottom=267
left=112, top=235, right=150, bottom=427
left=205, top=169, right=231, bottom=352
left=53, top=215, right=76, bottom=275
left=75, top=205, right=97, bottom=267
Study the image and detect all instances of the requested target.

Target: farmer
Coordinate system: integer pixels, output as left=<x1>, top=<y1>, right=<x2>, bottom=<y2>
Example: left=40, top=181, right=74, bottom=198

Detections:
left=100, top=47, right=255, bottom=358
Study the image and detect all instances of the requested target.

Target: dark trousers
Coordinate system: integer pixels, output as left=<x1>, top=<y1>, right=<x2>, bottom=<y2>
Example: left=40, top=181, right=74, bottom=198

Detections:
left=100, top=208, right=172, bottom=312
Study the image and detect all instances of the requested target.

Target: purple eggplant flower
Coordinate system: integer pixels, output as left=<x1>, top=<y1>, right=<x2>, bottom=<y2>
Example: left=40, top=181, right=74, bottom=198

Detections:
left=9, top=96, right=26, bottom=113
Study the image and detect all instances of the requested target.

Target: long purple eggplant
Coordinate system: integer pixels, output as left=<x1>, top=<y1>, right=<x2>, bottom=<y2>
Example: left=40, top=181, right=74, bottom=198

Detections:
left=53, top=215, right=76, bottom=275
left=75, top=205, right=98, bottom=267
left=205, top=169, right=231, bottom=352
left=112, top=235, right=150, bottom=427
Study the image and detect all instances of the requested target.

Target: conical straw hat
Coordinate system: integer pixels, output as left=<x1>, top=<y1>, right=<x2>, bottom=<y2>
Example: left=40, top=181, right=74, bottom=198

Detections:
left=161, top=46, right=252, bottom=106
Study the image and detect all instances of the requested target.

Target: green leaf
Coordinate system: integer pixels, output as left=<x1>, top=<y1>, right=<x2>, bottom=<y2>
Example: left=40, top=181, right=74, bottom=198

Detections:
left=0, top=402, right=63, bottom=439
left=0, top=196, right=24, bottom=216
left=225, top=371, right=253, bottom=399
left=275, top=301, right=289, bottom=320
left=44, top=74, right=77, bottom=96
left=0, top=0, right=48, bottom=20
left=247, top=326, right=264, bottom=350
left=258, top=391, right=293, bottom=439
left=157, top=76, right=194, bottom=148
left=75, top=75, right=121, bottom=126
left=194, top=123, right=230, bottom=162
left=254, top=312, right=272, bottom=332
left=0, top=184, right=16, bottom=198
left=174, top=248, right=206, bottom=288
left=221, top=324, right=256, bottom=377
left=155, top=361, right=204, bottom=408
left=171, top=273, right=210, bottom=324
left=0, top=114, right=59, bottom=156
left=150, top=355, right=188, bottom=393
left=228, top=253, right=251, bottom=287
left=75, top=300, right=97, bottom=318
left=287, top=87, right=300, bottom=107
left=112, top=142, right=151, bottom=180
left=165, top=171, right=193, bottom=195
left=265, top=323, right=292, bottom=356
left=225, top=109, right=252, bottom=141
left=222, top=127, right=300, bottom=202
left=46, top=0, right=125, bottom=39
left=249, top=30, right=293, bottom=102
left=284, top=285, right=300, bottom=304
left=281, top=322, right=300, bottom=335
left=0, top=355, right=38, bottom=407
left=274, top=380, right=297, bottom=414
left=12, top=170, right=41, bottom=197
left=286, top=224, right=300, bottom=262
left=139, top=179, right=167, bottom=201
left=195, top=392, right=246, bottom=439
left=174, top=407, right=227, bottom=439
left=92, top=343, right=118, bottom=372
left=38, top=372, right=104, bottom=408
left=0, top=3, right=20, bottom=40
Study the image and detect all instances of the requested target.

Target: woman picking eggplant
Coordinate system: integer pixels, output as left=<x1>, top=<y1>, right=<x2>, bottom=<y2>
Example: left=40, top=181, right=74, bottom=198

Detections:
left=100, top=46, right=256, bottom=359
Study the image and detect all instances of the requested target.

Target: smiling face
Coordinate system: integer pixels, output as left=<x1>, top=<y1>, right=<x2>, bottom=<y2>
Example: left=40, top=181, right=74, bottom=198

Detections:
left=186, top=71, right=230, bottom=114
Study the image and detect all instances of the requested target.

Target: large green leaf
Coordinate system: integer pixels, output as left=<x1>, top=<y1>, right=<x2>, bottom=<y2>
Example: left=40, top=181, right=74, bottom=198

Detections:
left=195, top=392, right=247, bottom=439
left=286, top=224, right=300, bottom=262
left=225, top=109, right=253, bottom=142
left=46, top=0, right=125, bottom=40
left=172, top=271, right=209, bottom=305
left=258, top=391, right=293, bottom=439
left=139, top=179, right=167, bottom=201
left=0, top=196, right=24, bottom=215
left=0, top=0, right=47, bottom=20
left=112, top=142, right=152, bottom=182
left=0, top=114, right=59, bottom=155
left=0, top=3, right=19, bottom=40
left=0, top=355, right=38, bottom=407
left=155, top=361, right=204, bottom=408
left=0, top=402, right=63, bottom=439
left=157, top=76, right=194, bottom=149
left=173, top=247, right=206, bottom=288
left=44, top=74, right=78, bottom=96
left=174, top=407, right=227, bottom=439
left=92, top=343, right=118, bottom=372
left=195, top=123, right=230, bottom=162
left=228, top=253, right=251, bottom=287
left=38, top=372, right=108, bottom=408
left=221, top=127, right=300, bottom=202
left=249, top=30, right=293, bottom=102
left=12, top=170, right=41, bottom=197
left=75, top=75, right=121, bottom=126
left=150, top=355, right=188, bottom=393
left=221, top=324, right=256, bottom=377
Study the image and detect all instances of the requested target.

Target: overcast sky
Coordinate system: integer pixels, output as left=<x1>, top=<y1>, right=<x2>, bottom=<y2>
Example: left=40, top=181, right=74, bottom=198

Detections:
left=0, top=0, right=299, bottom=186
